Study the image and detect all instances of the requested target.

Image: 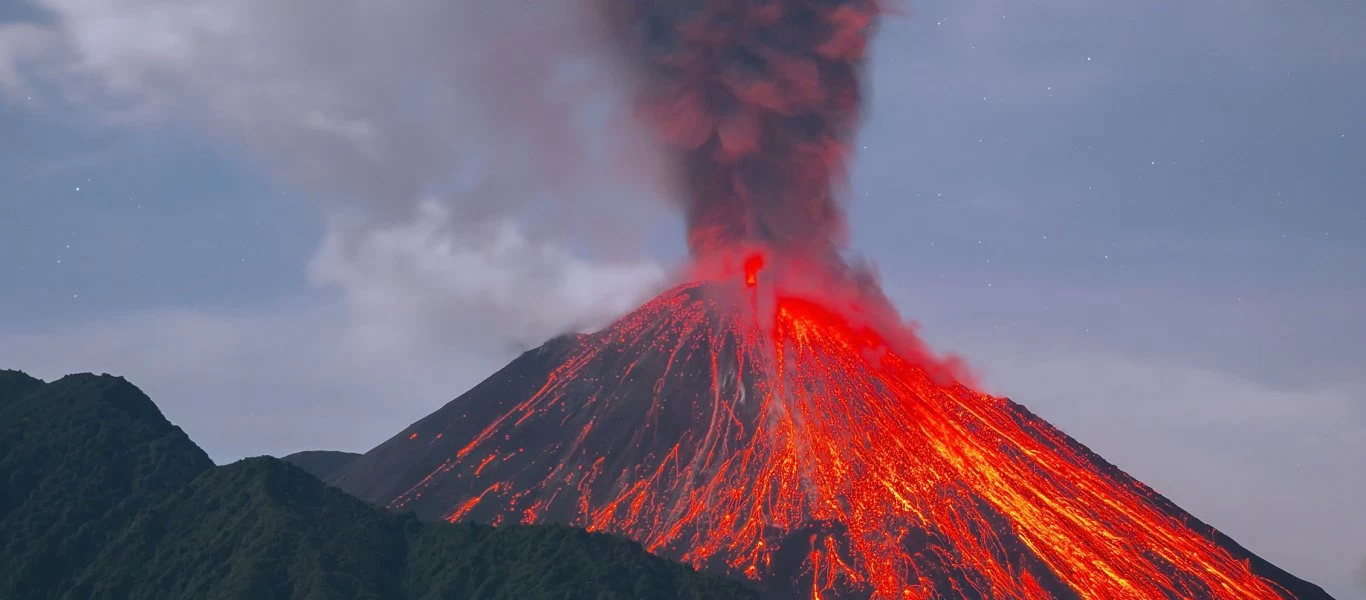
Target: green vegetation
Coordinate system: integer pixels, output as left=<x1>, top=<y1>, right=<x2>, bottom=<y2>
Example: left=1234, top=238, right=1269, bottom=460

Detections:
left=0, top=371, right=214, bottom=597
left=0, top=370, right=757, bottom=600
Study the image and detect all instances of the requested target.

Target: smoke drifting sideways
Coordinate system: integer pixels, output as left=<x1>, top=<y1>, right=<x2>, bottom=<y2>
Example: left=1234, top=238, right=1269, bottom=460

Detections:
left=604, top=0, right=878, bottom=259
left=2, top=0, right=687, bottom=350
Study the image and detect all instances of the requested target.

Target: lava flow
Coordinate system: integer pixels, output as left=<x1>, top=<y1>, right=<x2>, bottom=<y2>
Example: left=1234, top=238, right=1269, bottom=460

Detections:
left=373, top=253, right=1294, bottom=599
left=326, top=1, right=1322, bottom=597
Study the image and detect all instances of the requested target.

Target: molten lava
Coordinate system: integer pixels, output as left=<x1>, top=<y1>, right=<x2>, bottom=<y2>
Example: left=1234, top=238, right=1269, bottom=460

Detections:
left=329, top=1, right=1318, bottom=597
left=377, top=256, right=1295, bottom=599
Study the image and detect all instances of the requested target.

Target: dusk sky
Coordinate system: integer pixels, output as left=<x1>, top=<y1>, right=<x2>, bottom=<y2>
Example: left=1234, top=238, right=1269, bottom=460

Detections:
left=2, top=0, right=1363, bottom=596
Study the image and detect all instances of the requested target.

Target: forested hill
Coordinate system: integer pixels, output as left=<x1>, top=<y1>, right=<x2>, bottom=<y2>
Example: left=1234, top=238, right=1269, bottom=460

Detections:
left=0, top=369, right=757, bottom=600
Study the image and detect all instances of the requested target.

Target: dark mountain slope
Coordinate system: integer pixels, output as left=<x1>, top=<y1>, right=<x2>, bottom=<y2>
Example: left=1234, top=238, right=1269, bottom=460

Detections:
left=73, top=457, right=752, bottom=600
left=0, top=373, right=214, bottom=597
left=0, top=369, right=44, bottom=408
left=0, top=370, right=758, bottom=600
left=329, top=334, right=583, bottom=504
left=282, top=450, right=360, bottom=480
left=406, top=519, right=756, bottom=600
left=71, top=457, right=410, bottom=600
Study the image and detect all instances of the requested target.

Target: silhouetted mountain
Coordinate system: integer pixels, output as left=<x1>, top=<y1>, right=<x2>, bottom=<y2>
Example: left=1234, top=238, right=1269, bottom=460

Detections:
left=282, top=450, right=360, bottom=480
left=326, top=283, right=1334, bottom=600
left=0, top=370, right=758, bottom=600
left=1, top=372, right=214, bottom=596
left=0, top=369, right=43, bottom=409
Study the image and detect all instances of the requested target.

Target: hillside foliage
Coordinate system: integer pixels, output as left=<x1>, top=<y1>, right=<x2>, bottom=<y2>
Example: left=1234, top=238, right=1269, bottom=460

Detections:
left=0, top=370, right=757, bottom=600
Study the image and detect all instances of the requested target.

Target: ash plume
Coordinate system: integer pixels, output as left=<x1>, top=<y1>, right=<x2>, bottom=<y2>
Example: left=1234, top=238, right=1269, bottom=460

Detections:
left=606, top=0, right=879, bottom=257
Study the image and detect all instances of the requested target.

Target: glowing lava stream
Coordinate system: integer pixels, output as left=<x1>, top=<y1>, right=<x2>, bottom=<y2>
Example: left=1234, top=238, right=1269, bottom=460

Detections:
left=391, top=256, right=1291, bottom=599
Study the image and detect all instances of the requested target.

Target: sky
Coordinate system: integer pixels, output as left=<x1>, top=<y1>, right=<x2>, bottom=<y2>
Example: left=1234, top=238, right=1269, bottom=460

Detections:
left=1, top=0, right=1364, bottom=596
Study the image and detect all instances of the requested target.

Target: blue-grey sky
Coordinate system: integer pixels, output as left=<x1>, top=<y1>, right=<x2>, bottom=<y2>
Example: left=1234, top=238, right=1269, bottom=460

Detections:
left=2, top=0, right=1363, bottom=596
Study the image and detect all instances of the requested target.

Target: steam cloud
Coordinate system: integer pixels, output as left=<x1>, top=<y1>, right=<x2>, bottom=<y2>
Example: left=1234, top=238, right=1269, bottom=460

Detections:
left=606, top=0, right=880, bottom=256
left=1, top=0, right=676, bottom=347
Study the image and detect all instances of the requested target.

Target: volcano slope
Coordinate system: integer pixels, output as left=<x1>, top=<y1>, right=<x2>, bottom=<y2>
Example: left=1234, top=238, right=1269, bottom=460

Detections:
left=327, top=274, right=1332, bottom=600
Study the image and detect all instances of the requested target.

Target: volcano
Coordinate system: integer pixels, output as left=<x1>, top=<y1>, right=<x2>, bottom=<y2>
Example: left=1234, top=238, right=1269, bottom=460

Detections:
left=329, top=1, right=1331, bottom=596
left=327, top=258, right=1332, bottom=600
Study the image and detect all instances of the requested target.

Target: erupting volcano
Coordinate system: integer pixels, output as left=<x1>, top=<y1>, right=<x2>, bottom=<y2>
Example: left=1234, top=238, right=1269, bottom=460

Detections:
left=330, top=1, right=1330, bottom=598
left=331, top=262, right=1326, bottom=598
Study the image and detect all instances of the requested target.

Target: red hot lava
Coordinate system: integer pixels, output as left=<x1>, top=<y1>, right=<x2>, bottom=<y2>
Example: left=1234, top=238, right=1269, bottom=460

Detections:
left=388, top=253, right=1292, bottom=599
left=371, top=1, right=1304, bottom=598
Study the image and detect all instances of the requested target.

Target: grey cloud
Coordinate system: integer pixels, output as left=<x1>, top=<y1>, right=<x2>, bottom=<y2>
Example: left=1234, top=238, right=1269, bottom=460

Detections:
left=5, top=0, right=676, bottom=347
left=308, top=203, right=666, bottom=354
left=0, top=21, right=52, bottom=95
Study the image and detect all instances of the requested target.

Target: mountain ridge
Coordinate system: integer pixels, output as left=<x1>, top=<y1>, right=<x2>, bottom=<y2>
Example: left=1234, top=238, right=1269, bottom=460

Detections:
left=282, top=450, right=361, bottom=481
left=0, top=369, right=759, bottom=600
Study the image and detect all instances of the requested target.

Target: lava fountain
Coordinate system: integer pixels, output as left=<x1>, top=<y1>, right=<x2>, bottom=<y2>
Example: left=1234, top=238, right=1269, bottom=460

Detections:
left=329, top=1, right=1321, bottom=598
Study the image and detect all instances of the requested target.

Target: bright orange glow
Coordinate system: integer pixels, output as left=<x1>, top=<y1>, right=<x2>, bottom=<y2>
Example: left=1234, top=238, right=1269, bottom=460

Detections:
left=394, top=260, right=1291, bottom=599
left=744, top=254, right=765, bottom=287
left=382, top=0, right=1303, bottom=593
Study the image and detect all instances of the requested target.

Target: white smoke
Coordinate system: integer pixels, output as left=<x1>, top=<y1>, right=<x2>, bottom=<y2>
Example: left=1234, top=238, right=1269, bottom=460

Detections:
left=1, top=0, right=677, bottom=346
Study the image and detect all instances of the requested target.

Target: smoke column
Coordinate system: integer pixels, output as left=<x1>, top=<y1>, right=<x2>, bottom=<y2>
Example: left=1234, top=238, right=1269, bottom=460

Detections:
left=607, top=0, right=879, bottom=257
